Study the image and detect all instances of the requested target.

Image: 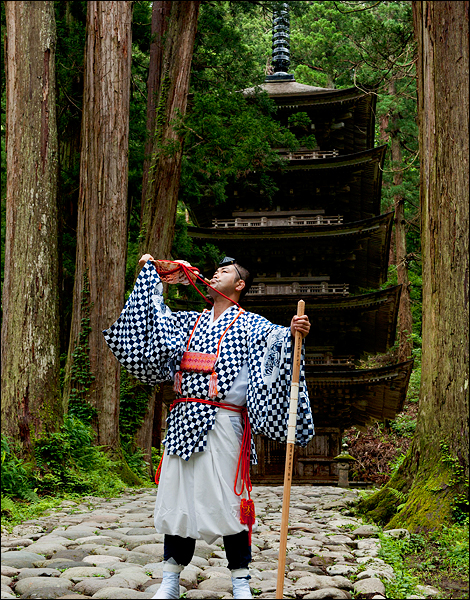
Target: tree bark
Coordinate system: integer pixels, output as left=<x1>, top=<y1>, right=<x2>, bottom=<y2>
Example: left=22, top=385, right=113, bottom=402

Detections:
left=63, top=1, right=132, bottom=449
left=134, top=1, right=200, bottom=473
left=140, top=1, right=172, bottom=225
left=139, top=0, right=200, bottom=261
left=2, top=1, right=61, bottom=452
left=361, top=1, right=469, bottom=531
left=389, top=80, right=413, bottom=363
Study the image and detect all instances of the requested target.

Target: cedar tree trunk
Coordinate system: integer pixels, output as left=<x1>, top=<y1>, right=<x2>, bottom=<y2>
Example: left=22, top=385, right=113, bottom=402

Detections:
left=360, top=1, right=469, bottom=531
left=140, top=1, right=172, bottom=225
left=63, top=1, right=132, bottom=449
left=134, top=1, right=200, bottom=473
left=139, top=0, right=200, bottom=261
left=2, top=1, right=61, bottom=453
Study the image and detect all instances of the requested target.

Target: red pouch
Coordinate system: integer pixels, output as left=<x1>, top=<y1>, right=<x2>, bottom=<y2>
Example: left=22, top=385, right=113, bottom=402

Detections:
left=179, top=351, right=217, bottom=374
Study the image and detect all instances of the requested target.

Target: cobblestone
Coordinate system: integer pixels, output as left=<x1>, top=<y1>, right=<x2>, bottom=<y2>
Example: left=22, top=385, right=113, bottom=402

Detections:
left=0, top=485, right=428, bottom=599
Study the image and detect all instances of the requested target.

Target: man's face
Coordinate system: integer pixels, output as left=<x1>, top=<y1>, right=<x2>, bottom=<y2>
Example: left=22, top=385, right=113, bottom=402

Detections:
left=209, top=265, right=243, bottom=298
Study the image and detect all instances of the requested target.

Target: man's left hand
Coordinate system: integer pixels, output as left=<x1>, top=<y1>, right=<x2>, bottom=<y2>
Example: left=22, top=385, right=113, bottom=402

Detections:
left=291, top=315, right=311, bottom=338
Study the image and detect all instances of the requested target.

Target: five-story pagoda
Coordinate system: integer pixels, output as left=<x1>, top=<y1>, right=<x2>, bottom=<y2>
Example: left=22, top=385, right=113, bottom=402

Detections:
left=187, top=4, right=412, bottom=484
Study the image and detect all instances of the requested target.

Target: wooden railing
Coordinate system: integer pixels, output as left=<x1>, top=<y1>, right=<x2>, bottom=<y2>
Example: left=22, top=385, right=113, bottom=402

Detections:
left=212, top=215, right=343, bottom=228
left=246, top=282, right=349, bottom=296
left=305, top=354, right=355, bottom=367
left=278, top=149, right=339, bottom=160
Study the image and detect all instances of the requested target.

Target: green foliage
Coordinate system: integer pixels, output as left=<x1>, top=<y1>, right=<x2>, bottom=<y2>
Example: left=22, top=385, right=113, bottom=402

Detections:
left=1, top=436, right=37, bottom=501
left=1, top=494, right=73, bottom=532
left=439, top=442, right=469, bottom=524
left=390, top=453, right=406, bottom=476
left=1, top=416, right=133, bottom=501
left=431, top=523, right=469, bottom=575
left=390, top=414, right=416, bottom=438
left=377, top=526, right=469, bottom=598
left=378, top=532, right=420, bottom=599
left=32, top=415, right=124, bottom=496
left=180, top=87, right=297, bottom=207
left=288, top=111, right=311, bottom=130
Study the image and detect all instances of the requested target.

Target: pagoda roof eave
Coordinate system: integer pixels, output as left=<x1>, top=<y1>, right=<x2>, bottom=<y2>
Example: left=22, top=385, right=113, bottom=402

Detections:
left=277, top=145, right=387, bottom=171
left=188, top=211, right=393, bottom=242
left=243, top=285, right=401, bottom=356
left=242, top=284, right=401, bottom=312
left=243, top=82, right=377, bottom=103
left=306, top=360, right=414, bottom=429
left=188, top=212, right=393, bottom=290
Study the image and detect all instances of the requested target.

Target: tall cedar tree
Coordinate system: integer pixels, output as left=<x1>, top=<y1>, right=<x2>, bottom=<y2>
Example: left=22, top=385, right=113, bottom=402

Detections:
left=360, top=0, right=469, bottom=530
left=2, top=1, right=61, bottom=452
left=134, top=1, right=200, bottom=470
left=63, top=1, right=132, bottom=448
left=138, top=0, right=200, bottom=261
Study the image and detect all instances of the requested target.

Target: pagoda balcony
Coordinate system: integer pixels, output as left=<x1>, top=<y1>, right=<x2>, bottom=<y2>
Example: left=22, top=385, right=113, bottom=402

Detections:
left=277, top=148, right=339, bottom=160
left=246, top=282, right=349, bottom=296
left=305, top=353, right=355, bottom=368
left=212, top=214, right=343, bottom=228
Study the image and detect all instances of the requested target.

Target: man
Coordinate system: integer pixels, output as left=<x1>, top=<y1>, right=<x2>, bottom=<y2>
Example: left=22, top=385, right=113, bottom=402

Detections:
left=103, top=255, right=314, bottom=599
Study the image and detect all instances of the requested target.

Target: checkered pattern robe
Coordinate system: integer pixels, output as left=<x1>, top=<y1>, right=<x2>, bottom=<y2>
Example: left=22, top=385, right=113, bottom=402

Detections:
left=103, top=261, right=315, bottom=463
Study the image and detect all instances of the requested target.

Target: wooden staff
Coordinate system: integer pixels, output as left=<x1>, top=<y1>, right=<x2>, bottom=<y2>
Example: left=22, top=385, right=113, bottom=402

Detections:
left=276, top=299, right=305, bottom=599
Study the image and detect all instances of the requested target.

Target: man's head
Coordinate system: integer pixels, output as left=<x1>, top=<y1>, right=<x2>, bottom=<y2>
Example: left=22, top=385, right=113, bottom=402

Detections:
left=209, top=257, right=252, bottom=301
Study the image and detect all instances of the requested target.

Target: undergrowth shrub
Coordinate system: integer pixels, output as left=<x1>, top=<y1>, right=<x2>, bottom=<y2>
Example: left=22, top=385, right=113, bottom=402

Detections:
left=32, top=415, right=127, bottom=497
left=1, top=436, right=37, bottom=501
left=378, top=532, right=420, bottom=599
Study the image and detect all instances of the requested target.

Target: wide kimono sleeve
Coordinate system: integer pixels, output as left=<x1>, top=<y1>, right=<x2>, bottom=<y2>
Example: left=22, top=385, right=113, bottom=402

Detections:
left=246, top=313, right=315, bottom=447
left=102, top=261, right=198, bottom=385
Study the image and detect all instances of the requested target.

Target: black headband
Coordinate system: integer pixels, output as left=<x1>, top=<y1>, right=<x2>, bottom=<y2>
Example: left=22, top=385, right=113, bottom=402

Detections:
left=219, top=256, right=242, bottom=280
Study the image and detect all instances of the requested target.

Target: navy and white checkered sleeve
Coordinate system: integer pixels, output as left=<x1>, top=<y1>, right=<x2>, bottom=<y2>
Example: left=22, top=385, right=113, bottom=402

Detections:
left=102, top=261, right=196, bottom=385
left=246, top=313, right=315, bottom=447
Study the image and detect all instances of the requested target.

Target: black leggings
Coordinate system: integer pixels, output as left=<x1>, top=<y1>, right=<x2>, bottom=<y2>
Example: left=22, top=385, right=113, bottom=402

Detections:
left=163, top=530, right=251, bottom=570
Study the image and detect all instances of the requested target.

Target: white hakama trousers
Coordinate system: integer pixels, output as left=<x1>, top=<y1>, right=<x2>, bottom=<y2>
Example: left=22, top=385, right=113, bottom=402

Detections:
left=154, top=408, right=248, bottom=545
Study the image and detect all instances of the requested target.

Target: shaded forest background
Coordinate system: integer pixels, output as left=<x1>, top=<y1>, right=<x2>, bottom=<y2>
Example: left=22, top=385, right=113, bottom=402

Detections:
left=1, top=0, right=467, bottom=548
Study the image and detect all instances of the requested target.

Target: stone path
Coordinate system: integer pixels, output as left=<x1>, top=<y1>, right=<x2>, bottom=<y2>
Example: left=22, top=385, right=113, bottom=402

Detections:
left=1, top=485, right=439, bottom=600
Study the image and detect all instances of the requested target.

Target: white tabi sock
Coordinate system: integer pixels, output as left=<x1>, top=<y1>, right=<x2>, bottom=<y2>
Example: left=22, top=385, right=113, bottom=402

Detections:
left=231, top=568, right=252, bottom=599
left=152, top=558, right=184, bottom=599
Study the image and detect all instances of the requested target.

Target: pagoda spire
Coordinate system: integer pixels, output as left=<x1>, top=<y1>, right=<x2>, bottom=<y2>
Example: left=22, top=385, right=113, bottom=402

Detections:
left=265, top=2, right=295, bottom=82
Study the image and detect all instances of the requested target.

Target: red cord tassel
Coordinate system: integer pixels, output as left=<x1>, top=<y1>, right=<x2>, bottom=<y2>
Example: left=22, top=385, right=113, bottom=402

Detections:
left=154, top=451, right=165, bottom=485
left=174, top=370, right=183, bottom=394
left=208, top=371, right=218, bottom=398
left=240, top=498, right=256, bottom=545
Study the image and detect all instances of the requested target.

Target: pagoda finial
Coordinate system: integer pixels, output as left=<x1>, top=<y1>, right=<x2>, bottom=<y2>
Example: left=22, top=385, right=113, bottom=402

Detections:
left=265, top=2, right=295, bottom=82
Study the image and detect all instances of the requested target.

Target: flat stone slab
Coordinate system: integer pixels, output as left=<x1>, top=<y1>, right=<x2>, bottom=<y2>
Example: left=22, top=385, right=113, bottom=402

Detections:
left=14, top=576, right=73, bottom=596
left=83, top=554, right=122, bottom=566
left=353, top=577, right=386, bottom=596
left=59, top=566, right=111, bottom=580
left=73, top=575, right=133, bottom=595
left=1, top=566, right=20, bottom=577
left=1, top=551, right=46, bottom=569
left=127, top=544, right=164, bottom=561
left=74, top=536, right=124, bottom=546
left=16, top=567, right=62, bottom=580
left=304, top=589, right=352, bottom=599
left=198, top=577, right=234, bottom=593
left=90, top=587, right=155, bottom=598
left=1, top=538, right=34, bottom=548
left=53, top=528, right=99, bottom=540
left=351, top=525, right=381, bottom=538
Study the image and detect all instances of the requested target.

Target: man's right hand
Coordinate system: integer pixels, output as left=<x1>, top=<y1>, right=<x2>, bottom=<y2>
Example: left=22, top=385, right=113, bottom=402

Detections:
left=138, top=254, right=155, bottom=268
